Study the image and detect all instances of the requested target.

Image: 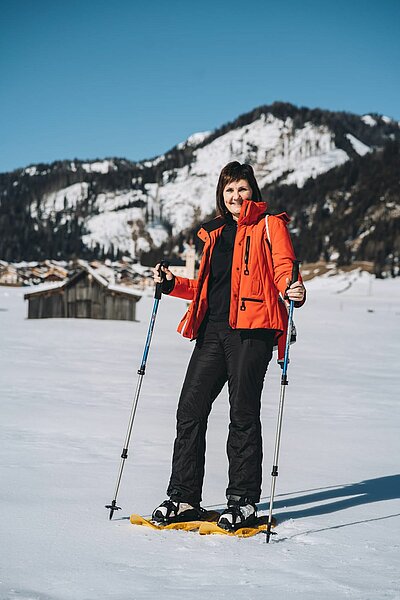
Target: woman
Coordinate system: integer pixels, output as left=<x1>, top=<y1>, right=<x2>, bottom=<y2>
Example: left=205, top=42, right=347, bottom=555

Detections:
left=151, top=162, right=305, bottom=531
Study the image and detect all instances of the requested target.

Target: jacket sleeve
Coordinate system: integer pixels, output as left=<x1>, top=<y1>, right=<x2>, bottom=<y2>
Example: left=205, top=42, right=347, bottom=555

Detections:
left=168, top=275, right=199, bottom=301
left=269, top=216, right=306, bottom=307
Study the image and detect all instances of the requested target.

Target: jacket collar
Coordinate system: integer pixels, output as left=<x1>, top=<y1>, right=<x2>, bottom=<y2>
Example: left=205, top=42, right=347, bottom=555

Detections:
left=197, top=199, right=268, bottom=242
left=238, top=199, right=268, bottom=225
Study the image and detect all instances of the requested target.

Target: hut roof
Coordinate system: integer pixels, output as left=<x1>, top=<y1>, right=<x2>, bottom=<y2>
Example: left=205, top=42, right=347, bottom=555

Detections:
left=24, top=261, right=143, bottom=301
left=23, top=281, right=65, bottom=297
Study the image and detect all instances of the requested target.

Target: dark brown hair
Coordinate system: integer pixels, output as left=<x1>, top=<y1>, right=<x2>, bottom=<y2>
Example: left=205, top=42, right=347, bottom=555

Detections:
left=216, top=161, right=262, bottom=217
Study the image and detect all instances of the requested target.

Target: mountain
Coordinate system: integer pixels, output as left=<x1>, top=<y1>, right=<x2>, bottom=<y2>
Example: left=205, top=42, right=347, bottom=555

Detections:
left=267, top=139, right=400, bottom=276
left=0, top=101, right=399, bottom=275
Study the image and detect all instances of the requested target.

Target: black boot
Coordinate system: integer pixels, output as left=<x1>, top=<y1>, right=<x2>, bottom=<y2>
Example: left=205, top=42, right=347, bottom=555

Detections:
left=152, top=499, right=205, bottom=525
left=217, top=496, right=257, bottom=531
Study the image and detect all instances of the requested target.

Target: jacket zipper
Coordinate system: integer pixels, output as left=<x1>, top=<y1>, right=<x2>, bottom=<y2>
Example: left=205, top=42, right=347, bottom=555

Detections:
left=244, top=236, right=250, bottom=275
left=240, top=297, right=263, bottom=311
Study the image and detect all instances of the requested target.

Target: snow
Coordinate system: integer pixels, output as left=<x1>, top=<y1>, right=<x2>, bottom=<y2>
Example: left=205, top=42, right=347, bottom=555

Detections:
left=151, top=116, right=350, bottom=233
left=107, top=283, right=144, bottom=297
left=361, top=115, right=377, bottom=127
left=94, top=190, right=146, bottom=212
left=30, top=183, right=89, bottom=220
left=82, top=207, right=142, bottom=255
left=81, top=160, right=116, bottom=174
left=1, top=272, right=399, bottom=599
left=351, top=226, right=377, bottom=252
left=82, top=189, right=168, bottom=256
left=23, top=280, right=65, bottom=295
left=11, top=261, right=40, bottom=268
left=0, top=272, right=400, bottom=600
left=146, top=224, right=170, bottom=247
left=76, top=259, right=111, bottom=287
left=177, top=130, right=212, bottom=149
left=21, top=111, right=371, bottom=257
left=75, top=113, right=354, bottom=250
left=21, top=264, right=142, bottom=296
left=142, top=154, right=166, bottom=168
left=345, top=133, right=371, bottom=156
left=24, top=166, right=38, bottom=176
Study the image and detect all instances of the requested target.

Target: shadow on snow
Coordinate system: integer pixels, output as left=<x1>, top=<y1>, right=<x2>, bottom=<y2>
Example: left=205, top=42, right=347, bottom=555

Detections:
left=258, top=474, right=400, bottom=523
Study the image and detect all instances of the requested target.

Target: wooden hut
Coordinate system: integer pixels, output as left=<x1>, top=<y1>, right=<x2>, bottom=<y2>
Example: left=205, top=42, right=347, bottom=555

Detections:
left=24, top=262, right=141, bottom=320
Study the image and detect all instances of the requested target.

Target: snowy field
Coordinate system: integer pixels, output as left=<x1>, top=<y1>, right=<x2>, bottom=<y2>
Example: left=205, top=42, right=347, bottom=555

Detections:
left=1, top=273, right=399, bottom=600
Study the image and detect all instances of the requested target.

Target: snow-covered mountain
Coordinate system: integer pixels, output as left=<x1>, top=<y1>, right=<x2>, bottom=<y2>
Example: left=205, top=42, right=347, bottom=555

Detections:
left=1, top=101, right=399, bottom=271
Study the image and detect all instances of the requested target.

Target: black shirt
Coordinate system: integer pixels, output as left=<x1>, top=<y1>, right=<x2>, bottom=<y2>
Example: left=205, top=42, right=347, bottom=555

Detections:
left=207, top=218, right=237, bottom=322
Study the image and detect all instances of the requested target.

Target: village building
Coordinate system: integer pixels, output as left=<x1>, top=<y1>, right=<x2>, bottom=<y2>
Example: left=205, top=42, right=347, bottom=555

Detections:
left=40, top=263, right=68, bottom=282
left=0, top=261, right=20, bottom=285
left=24, top=260, right=142, bottom=320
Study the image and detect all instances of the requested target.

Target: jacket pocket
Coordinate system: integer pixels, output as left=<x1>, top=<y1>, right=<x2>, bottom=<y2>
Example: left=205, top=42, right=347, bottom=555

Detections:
left=240, top=297, right=263, bottom=311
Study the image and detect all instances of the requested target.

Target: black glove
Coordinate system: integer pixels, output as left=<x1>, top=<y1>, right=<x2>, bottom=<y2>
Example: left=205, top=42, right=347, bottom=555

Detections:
left=161, top=275, right=175, bottom=295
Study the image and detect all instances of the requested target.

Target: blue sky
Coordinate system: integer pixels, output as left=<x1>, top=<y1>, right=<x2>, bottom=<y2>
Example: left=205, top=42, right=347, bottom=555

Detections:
left=1, top=0, right=399, bottom=172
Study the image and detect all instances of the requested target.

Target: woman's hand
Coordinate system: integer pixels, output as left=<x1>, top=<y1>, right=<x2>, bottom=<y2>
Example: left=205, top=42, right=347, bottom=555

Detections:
left=152, top=263, right=174, bottom=284
left=285, top=278, right=305, bottom=303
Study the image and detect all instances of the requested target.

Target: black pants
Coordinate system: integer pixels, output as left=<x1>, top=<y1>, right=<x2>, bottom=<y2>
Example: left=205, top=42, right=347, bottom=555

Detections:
left=167, top=320, right=274, bottom=505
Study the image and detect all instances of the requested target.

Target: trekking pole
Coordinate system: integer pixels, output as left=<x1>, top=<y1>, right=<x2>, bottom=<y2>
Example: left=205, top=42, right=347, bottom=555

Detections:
left=265, top=259, right=301, bottom=542
left=105, top=260, right=170, bottom=520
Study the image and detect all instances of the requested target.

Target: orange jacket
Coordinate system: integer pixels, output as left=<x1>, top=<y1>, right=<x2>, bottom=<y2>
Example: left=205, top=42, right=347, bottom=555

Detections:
left=169, top=199, right=304, bottom=355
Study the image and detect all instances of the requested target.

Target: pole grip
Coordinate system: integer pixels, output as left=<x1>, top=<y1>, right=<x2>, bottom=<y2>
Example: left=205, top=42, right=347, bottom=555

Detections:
left=290, top=260, right=301, bottom=285
left=154, top=259, right=170, bottom=300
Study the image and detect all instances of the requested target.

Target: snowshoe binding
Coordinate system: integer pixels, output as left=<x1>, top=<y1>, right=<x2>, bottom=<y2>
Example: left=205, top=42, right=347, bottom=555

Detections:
left=152, top=499, right=207, bottom=525
left=217, top=496, right=257, bottom=532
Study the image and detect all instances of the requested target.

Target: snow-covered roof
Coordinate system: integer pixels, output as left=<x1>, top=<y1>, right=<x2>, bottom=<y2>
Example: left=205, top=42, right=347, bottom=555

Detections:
left=77, top=259, right=110, bottom=287
left=107, top=284, right=143, bottom=298
left=23, top=281, right=66, bottom=297
left=24, top=262, right=142, bottom=300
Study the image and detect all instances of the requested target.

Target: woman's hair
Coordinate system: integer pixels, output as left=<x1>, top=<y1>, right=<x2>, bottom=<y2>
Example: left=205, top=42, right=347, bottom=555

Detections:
left=216, top=161, right=262, bottom=217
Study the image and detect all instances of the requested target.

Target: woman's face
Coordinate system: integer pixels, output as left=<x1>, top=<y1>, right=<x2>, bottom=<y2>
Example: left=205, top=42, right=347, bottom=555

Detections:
left=223, top=179, right=253, bottom=221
